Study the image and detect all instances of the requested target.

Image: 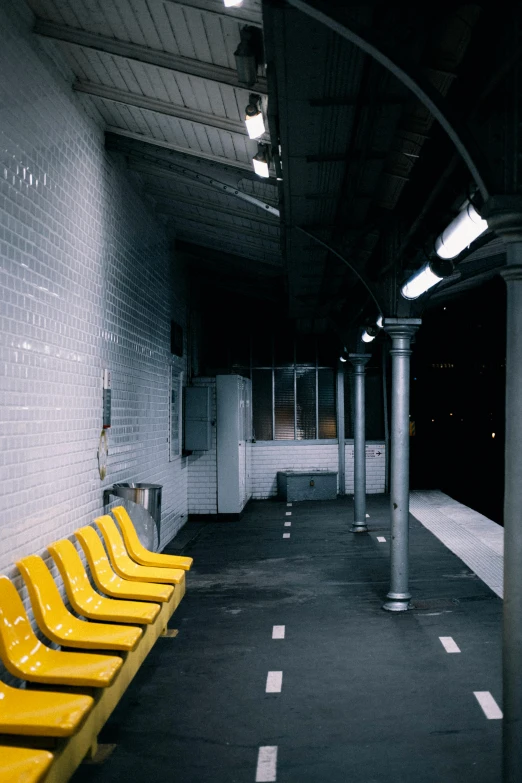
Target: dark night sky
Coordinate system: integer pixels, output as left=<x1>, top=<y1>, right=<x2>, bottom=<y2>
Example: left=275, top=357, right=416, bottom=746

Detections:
left=410, top=275, right=506, bottom=524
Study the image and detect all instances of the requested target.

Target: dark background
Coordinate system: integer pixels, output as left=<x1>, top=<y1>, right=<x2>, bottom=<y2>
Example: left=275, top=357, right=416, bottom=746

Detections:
left=410, top=277, right=506, bottom=525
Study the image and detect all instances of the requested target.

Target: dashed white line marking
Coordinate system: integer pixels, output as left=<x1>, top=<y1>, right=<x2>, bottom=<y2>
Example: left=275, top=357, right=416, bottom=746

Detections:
left=377, top=536, right=386, bottom=543
left=284, top=521, right=291, bottom=527
left=266, top=671, right=283, bottom=693
left=287, top=503, right=292, bottom=507
left=283, top=533, right=290, bottom=539
left=474, top=691, right=503, bottom=719
left=285, top=511, right=292, bottom=516
left=256, top=746, right=277, bottom=782
left=439, top=636, right=461, bottom=653
left=272, top=625, right=285, bottom=639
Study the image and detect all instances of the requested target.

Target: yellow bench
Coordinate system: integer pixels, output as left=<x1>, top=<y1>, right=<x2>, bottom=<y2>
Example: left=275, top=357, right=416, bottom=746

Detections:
left=0, top=681, right=92, bottom=737
left=112, top=505, right=193, bottom=570
left=17, top=555, right=142, bottom=652
left=0, top=508, right=189, bottom=783
left=48, top=539, right=160, bottom=625
left=0, top=746, right=53, bottom=783
left=95, top=515, right=185, bottom=585
left=0, top=575, right=122, bottom=688
left=75, top=525, right=174, bottom=602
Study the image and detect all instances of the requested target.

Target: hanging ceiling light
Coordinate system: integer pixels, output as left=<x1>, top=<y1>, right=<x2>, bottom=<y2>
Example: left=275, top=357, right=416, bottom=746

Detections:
left=253, top=144, right=269, bottom=178
left=361, top=325, right=379, bottom=343
left=401, top=258, right=453, bottom=300
left=224, top=0, right=243, bottom=6
left=376, top=315, right=383, bottom=329
left=234, top=26, right=258, bottom=87
left=435, top=202, right=488, bottom=260
left=245, top=94, right=265, bottom=139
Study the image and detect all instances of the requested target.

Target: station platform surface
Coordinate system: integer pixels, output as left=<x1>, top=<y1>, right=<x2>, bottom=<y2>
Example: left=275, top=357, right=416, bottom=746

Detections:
left=72, top=492, right=502, bottom=783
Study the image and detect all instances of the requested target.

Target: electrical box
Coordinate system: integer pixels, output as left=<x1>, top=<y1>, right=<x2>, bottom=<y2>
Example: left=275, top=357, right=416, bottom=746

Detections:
left=216, top=375, right=252, bottom=515
left=184, top=386, right=211, bottom=451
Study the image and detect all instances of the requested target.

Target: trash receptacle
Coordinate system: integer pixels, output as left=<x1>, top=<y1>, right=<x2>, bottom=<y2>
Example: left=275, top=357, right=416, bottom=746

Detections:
left=106, top=483, right=162, bottom=551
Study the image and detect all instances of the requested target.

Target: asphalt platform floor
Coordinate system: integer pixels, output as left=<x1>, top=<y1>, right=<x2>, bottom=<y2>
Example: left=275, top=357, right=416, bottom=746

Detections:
left=72, top=494, right=502, bottom=783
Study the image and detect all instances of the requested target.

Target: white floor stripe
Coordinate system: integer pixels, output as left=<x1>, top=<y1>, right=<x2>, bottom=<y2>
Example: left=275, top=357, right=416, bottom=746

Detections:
left=439, top=636, right=461, bottom=653
left=284, top=521, right=291, bottom=527
left=474, top=691, right=503, bottom=719
left=283, top=533, right=290, bottom=539
left=287, top=503, right=292, bottom=507
left=256, top=746, right=278, bottom=782
left=377, top=536, right=386, bottom=543
left=272, top=625, right=285, bottom=639
left=266, top=671, right=283, bottom=693
left=285, top=511, right=292, bottom=516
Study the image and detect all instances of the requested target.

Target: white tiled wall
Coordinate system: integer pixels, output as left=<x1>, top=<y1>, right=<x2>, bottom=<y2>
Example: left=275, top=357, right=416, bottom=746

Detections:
left=345, top=444, right=386, bottom=494
left=187, top=378, right=217, bottom=514
left=251, top=443, right=339, bottom=498
left=0, top=4, right=188, bottom=577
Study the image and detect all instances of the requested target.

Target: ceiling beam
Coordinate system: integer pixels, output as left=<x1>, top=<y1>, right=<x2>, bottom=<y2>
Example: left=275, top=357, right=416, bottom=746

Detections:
left=161, top=0, right=263, bottom=28
left=34, top=18, right=267, bottom=94
left=148, top=190, right=279, bottom=225
left=124, top=159, right=280, bottom=216
left=106, top=127, right=253, bottom=172
left=74, top=80, right=250, bottom=136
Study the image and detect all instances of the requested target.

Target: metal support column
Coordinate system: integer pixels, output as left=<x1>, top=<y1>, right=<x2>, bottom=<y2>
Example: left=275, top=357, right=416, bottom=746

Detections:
left=349, top=354, right=370, bottom=532
left=485, top=197, right=522, bottom=783
left=337, top=364, right=346, bottom=497
left=382, top=319, right=421, bottom=612
left=501, top=252, right=522, bottom=783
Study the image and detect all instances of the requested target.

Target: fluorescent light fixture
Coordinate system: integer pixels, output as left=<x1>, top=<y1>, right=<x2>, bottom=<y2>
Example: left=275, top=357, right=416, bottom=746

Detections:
left=253, top=144, right=269, bottom=178
left=224, top=0, right=243, bottom=6
left=435, top=202, right=488, bottom=260
left=401, top=258, right=453, bottom=300
left=245, top=95, right=265, bottom=139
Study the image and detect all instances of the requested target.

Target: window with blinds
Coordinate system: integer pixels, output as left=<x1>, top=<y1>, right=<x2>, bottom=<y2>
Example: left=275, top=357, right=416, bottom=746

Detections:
left=251, top=338, right=337, bottom=441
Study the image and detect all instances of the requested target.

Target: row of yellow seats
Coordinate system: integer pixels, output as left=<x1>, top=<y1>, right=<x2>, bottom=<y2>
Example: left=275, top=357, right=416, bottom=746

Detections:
left=0, top=507, right=193, bottom=783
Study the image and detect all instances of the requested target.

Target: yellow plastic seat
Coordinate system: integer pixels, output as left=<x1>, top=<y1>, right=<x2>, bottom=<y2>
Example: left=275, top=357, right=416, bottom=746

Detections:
left=17, top=555, right=142, bottom=652
left=0, top=680, right=93, bottom=737
left=75, top=526, right=174, bottom=603
left=112, top=506, right=193, bottom=571
left=48, top=539, right=160, bottom=625
left=95, top=515, right=185, bottom=585
left=0, top=575, right=122, bottom=688
left=0, top=746, right=53, bottom=783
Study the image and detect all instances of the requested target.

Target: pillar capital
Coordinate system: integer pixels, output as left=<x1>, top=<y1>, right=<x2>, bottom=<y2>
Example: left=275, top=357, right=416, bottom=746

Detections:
left=383, top=318, right=422, bottom=339
left=348, top=353, right=371, bottom=371
left=482, top=195, right=522, bottom=243
left=500, top=265, right=522, bottom=283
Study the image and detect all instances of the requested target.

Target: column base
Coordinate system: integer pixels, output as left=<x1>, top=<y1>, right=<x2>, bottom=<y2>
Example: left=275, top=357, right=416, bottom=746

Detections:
left=382, top=592, right=411, bottom=612
left=351, top=523, right=369, bottom=533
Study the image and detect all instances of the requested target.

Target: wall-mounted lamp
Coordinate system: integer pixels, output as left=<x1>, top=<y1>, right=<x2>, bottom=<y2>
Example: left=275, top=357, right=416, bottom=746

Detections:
left=435, top=202, right=488, bottom=260
left=361, top=325, right=379, bottom=343
left=401, top=257, right=453, bottom=300
left=224, top=0, right=243, bottom=6
left=253, top=144, right=269, bottom=178
left=234, top=26, right=258, bottom=87
left=245, top=94, right=265, bottom=139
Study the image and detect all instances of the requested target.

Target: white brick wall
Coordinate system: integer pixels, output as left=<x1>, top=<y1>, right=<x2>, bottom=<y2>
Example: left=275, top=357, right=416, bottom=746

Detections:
left=187, top=378, right=217, bottom=514
left=345, top=443, right=386, bottom=494
left=251, top=442, right=339, bottom=498
left=0, top=4, right=189, bottom=577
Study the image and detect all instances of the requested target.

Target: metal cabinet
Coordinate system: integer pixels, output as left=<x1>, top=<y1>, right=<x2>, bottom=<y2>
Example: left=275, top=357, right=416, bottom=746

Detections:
left=216, top=375, right=252, bottom=514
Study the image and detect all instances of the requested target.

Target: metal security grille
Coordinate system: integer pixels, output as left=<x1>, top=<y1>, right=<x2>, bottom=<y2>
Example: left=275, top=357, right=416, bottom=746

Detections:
left=251, top=338, right=337, bottom=441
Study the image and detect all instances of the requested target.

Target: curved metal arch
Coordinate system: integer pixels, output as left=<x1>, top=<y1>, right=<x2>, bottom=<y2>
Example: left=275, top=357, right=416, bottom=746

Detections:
left=284, top=0, right=491, bottom=200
